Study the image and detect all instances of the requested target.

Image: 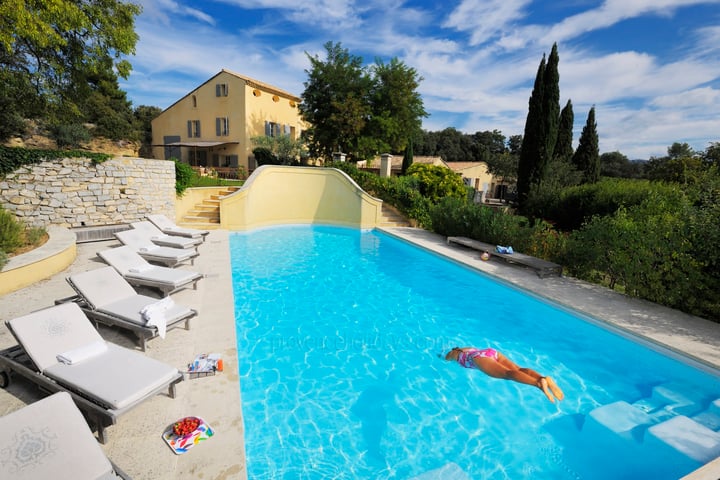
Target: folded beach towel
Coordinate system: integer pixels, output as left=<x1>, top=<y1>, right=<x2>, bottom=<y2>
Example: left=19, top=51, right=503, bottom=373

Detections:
left=140, top=297, right=176, bottom=338
left=57, top=340, right=108, bottom=365
left=495, top=245, right=514, bottom=254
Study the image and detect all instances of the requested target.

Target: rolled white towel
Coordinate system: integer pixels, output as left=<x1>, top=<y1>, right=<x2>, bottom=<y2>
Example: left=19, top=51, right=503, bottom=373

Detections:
left=57, top=340, right=108, bottom=365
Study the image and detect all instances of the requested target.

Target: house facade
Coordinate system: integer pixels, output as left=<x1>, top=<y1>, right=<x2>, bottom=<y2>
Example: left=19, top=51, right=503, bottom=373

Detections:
left=151, top=69, right=304, bottom=174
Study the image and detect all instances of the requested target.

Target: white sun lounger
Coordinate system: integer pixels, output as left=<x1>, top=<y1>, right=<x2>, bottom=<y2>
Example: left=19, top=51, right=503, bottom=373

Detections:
left=0, top=392, right=131, bottom=479
left=65, top=266, right=198, bottom=350
left=130, top=221, right=202, bottom=249
left=0, top=302, right=183, bottom=443
left=115, top=229, right=198, bottom=267
left=147, top=214, right=210, bottom=241
left=98, top=245, right=203, bottom=296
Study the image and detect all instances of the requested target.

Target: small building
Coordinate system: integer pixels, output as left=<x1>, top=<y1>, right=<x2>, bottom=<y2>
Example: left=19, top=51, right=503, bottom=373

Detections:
left=151, top=69, right=305, bottom=174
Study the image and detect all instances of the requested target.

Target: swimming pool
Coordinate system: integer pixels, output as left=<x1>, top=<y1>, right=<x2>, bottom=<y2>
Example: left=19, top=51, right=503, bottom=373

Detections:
left=230, top=225, right=720, bottom=479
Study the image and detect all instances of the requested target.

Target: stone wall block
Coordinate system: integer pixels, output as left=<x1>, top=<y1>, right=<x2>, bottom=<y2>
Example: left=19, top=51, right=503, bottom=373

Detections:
left=0, top=157, right=176, bottom=227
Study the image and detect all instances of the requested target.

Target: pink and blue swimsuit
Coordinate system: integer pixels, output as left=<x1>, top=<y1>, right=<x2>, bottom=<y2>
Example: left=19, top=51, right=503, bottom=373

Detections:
left=456, top=348, right=498, bottom=369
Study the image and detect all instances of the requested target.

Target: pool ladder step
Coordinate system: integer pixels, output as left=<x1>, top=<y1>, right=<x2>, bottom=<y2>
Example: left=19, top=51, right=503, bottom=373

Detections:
left=545, top=383, right=720, bottom=479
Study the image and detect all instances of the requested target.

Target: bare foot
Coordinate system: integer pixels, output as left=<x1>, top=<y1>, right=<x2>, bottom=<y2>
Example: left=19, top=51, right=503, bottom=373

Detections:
left=538, top=378, right=555, bottom=403
left=545, top=377, right=564, bottom=401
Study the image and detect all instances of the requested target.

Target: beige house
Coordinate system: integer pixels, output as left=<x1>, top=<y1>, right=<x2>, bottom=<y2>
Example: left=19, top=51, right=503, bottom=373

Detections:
left=151, top=69, right=304, bottom=173
left=359, top=156, right=498, bottom=202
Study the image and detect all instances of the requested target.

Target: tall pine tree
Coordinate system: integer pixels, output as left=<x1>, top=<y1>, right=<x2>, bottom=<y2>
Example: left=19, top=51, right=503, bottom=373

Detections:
left=553, top=99, right=574, bottom=163
left=572, top=107, right=600, bottom=183
left=517, top=43, right=561, bottom=206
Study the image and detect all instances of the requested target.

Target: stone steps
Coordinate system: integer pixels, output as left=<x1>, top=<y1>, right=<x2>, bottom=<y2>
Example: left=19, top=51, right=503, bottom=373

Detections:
left=180, top=187, right=241, bottom=228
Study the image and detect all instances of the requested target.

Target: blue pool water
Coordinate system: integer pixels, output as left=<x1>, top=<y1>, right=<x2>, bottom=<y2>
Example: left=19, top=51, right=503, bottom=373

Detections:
left=230, top=226, right=720, bottom=479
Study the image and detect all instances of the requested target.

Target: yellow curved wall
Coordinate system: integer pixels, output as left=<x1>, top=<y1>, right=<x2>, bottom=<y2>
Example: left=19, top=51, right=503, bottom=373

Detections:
left=0, top=227, right=76, bottom=296
left=219, top=166, right=382, bottom=230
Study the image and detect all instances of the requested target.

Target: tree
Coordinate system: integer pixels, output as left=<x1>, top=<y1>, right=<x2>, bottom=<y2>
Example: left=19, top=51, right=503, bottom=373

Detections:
left=518, top=43, right=562, bottom=206
left=553, top=99, right=574, bottom=163
left=0, top=0, right=141, bottom=140
left=471, top=130, right=506, bottom=162
left=300, top=42, right=426, bottom=162
left=368, top=58, right=427, bottom=153
left=572, top=107, right=600, bottom=183
left=517, top=55, right=546, bottom=204
left=401, top=139, right=414, bottom=175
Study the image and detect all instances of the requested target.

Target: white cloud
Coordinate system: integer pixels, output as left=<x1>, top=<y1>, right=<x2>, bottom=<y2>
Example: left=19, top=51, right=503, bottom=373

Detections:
left=139, top=0, right=216, bottom=25
left=443, top=0, right=532, bottom=46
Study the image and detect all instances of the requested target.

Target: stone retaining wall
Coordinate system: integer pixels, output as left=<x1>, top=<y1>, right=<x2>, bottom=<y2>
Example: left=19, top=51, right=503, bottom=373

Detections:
left=0, top=157, right=175, bottom=228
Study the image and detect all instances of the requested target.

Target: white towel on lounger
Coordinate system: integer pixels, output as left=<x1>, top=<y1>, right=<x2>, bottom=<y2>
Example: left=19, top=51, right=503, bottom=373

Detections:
left=140, top=297, right=175, bottom=338
left=56, top=340, right=108, bottom=365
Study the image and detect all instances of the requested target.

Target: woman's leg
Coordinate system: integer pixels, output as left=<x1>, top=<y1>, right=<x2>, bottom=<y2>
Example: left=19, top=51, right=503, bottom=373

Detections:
left=472, top=357, right=555, bottom=402
left=489, top=354, right=563, bottom=402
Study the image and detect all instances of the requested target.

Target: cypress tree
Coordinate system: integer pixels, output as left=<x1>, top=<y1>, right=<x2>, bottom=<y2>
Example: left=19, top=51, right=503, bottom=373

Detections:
left=401, top=138, right=414, bottom=174
left=572, top=107, right=600, bottom=183
left=517, top=55, right=546, bottom=204
left=553, top=99, right=574, bottom=163
left=517, top=43, right=561, bottom=207
left=542, top=43, right=560, bottom=170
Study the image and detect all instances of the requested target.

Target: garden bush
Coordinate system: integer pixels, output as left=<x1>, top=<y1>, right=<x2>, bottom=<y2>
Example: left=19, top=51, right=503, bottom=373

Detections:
left=0, top=206, right=24, bottom=253
left=527, top=178, right=683, bottom=231
left=174, top=158, right=196, bottom=196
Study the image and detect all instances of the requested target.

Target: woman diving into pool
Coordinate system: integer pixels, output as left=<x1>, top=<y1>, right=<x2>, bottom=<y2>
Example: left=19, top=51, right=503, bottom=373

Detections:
left=443, top=347, right=565, bottom=403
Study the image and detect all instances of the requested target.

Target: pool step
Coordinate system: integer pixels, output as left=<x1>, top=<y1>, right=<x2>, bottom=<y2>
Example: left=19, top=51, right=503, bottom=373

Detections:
left=408, top=462, right=470, bottom=480
left=544, top=383, right=720, bottom=479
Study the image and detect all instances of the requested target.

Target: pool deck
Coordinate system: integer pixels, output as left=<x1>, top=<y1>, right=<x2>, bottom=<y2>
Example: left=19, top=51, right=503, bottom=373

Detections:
left=0, top=226, right=719, bottom=479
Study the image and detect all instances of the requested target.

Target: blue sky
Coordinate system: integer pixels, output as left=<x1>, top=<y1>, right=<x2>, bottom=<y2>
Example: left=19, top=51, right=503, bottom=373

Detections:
left=123, top=0, right=720, bottom=159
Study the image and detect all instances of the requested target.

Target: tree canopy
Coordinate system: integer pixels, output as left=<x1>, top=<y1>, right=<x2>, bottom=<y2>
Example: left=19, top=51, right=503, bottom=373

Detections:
left=0, top=0, right=142, bottom=141
left=299, top=42, right=426, bottom=162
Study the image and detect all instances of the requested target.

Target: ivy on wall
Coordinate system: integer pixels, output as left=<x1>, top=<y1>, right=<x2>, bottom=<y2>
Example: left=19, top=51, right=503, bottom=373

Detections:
left=0, top=146, right=112, bottom=178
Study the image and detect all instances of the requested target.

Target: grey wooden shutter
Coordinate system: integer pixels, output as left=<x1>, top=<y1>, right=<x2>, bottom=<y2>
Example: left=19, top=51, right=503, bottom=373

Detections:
left=265, top=121, right=271, bottom=136
left=216, top=118, right=221, bottom=136
left=187, top=121, right=192, bottom=137
left=216, top=84, right=221, bottom=97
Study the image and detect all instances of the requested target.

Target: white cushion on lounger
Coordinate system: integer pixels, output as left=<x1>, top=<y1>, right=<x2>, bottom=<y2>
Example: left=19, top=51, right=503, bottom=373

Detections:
left=147, top=214, right=209, bottom=238
left=44, top=343, right=179, bottom=410
left=125, top=266, right=200, bottom=286
left=97, top=295, right=193, bottom=327
left=7, top=303, right=103, bottom=372
left=0, top=392, right=114, bottom=479
left=69, top=266, right=138, bottom=310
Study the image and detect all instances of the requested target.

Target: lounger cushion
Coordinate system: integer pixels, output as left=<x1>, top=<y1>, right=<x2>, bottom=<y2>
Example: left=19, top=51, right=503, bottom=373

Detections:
left=7, top=302, right=102, bottom=372
left=0, top=392, right=114, bottom=479
left=125, top=266, right=201, bottom=287
left=44, top=343, right=179, bottom=410
left=68, top=266, right=137, bottom=309
left=131, top=221, right=201, bottom=249
left=147, top=214, right=209, bottom=238
left=116, top=230, right=199, bottom=259
left=97, top=295, right=192, bottom=327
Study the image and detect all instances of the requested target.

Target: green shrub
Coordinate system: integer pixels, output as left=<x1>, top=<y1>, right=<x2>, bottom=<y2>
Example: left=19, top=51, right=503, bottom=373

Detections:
left=0, top=250, right=7, bottom=270
left=528, top=178, right=683, bottom=231
left=253, top=147, right=281, bottom=166
left=51, top=123, right=92, bottom=148
left=405, top=163, right=468, bottom=203
left=0, top=207, right=24, bottom=252
left=0, top=146, right=111, bottom=177
left=329, top=161, right=433, bottom=227
left=174, top=159, right=196, bottom=196
left=429, top=197, right=566, bottom=262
